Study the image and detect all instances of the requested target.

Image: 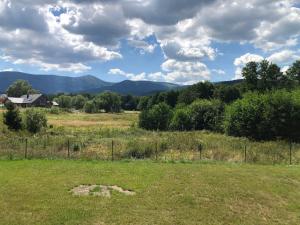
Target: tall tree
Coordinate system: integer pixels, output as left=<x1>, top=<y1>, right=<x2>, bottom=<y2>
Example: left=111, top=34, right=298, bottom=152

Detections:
left=6, top=80, right=38, bottom=97
left=242, top=62, right=259, bottom=91
left=287, top=60, right=300, bottom=84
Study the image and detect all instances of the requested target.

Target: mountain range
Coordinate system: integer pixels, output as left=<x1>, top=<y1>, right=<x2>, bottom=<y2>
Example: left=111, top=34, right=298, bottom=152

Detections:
left=0, top=72, right=181, bottom=96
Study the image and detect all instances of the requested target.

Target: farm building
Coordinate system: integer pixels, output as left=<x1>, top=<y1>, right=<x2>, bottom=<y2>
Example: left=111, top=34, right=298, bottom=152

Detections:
left=6, top=94, right=52, bottom=107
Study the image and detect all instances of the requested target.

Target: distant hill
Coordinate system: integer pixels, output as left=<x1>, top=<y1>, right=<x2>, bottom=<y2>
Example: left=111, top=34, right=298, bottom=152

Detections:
left=215, top=79, right=244, bottom=86
left=86, top=80, right=181, bottom=96
left=0, top=71, right=180, bottom=96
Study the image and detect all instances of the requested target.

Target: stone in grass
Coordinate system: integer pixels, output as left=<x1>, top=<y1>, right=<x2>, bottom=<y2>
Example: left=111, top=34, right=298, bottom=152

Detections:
left=70, top=185, right=136, bottom=198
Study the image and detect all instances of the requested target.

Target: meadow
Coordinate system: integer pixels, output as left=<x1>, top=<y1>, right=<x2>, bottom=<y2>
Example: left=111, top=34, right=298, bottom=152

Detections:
left=0, top=110, right=300, bottom=164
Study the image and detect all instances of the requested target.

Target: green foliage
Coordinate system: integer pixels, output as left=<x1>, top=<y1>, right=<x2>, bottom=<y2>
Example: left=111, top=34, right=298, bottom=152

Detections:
left=139, top=103, right=173, bottom=131
left=95, top=92, right=122, bottom=113
left=286, top=60, right=300, bottom=84
left=24, top=108, right=47, bottom=133
left=224, top=90, right=300, bottom=141
left=214, top=85, right=241, bottom=103
left=54, top=95, right=72, bottom=109
left=71, top=95, right=87, bottom=110
left=121, top=95, right=138, bottom=110
left=84, top=101, right=98, bottom=114
left=189, top=99, right=224, bottom=132
left=3, top=102, right=22, bottom=131
left=169, top=108, right=193, bottom=131
left=6, top=80, right=38, bottom=97
left=178, top=81, right=214, bottom=105
left=242, top=60, right=287, bottom=92
left=137, top=96, right=150, bottom=110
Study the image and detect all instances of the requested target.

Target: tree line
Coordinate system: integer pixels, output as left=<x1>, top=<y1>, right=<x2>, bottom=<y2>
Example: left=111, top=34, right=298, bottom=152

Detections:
left=139, top=60, right=300, bottom=142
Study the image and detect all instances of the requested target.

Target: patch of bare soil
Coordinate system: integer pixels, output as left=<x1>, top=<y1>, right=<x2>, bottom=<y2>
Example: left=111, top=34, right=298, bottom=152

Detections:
left=70, top=185, right=136, bottom=198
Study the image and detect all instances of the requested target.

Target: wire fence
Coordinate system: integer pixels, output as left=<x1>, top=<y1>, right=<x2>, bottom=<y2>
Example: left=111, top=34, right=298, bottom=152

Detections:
left=0, top=136, right=299, bottom=164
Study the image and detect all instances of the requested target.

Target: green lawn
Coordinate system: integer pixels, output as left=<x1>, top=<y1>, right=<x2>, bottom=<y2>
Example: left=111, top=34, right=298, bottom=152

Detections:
left=0, top=160, right=299, bottom=225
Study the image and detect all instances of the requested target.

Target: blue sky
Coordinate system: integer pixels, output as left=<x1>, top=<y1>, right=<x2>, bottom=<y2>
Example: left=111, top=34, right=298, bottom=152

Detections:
left=0, top=0, right=299, bottom=84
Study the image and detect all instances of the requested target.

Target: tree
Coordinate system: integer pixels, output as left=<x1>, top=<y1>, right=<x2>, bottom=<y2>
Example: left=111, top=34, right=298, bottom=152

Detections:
left=178, top=81, right=214, bottom=105
left=95, top=92, right=121, bottom=113
left=3, top=101, right=22, bottom=131
left=242, top=60, right=285, bottom=91
left=24, top=109, right=47, bottom=133
left=242, top=62, right=259, bottom=91
left=84, top=101, right=97, bottom=113
left=71, top=95, right=87, bottom=110
left=189, top=99, right=224, bottom=132
left=286, top=60, right=300, bottom=84
left=214, top=85, right=241, bottom=103
left=169, top=108, right=193, bottom=131
left=137, top=96, right=150, bottom=111
left=139, top=103, right=173, bottom=131
left=121, top=95, right=138, bottom=111
left=6, top=80, right=38, bottom=97
left=53, top=95, right=72, bottom=109
left=224, top=90, right=300, bottom=141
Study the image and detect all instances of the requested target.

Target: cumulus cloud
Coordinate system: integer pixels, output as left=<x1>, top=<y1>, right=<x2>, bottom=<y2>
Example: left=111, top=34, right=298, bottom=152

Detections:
left=110, top=59, right=211, bottom=85
left=267, top=50, right=299, bottom=64
left=0, top=0, right=299, bottom=83
left=233, top=53, right=264, bottom=79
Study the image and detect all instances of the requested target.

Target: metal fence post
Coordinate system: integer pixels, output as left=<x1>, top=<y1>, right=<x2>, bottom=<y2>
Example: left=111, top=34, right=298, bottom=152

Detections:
left=111, top=140, right=114, bottom=161
left=25, top=138, right=28, bottom=159
left=67, top=140, right=70, bottom=158
left=244, top=144, right=247, bottom=163
left=155, top=141, right=158, bottom=161
left=289, top=141, right=292, bottom=165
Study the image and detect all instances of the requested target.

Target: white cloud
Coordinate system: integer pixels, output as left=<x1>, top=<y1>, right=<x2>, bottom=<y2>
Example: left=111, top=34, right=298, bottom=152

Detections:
left=267, top=50, right=299, bottom=64
left=233, top=53, right=264, bottom=79
left=234, top=53, right=264, bottom=67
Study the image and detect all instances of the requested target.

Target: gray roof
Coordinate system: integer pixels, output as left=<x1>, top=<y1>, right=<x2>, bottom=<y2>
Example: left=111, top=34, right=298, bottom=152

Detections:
left=0, top=94, right=7, bottom=98
left=21, top=94, right=43, bottom=104
left=8, top=94, right=43, bottom=104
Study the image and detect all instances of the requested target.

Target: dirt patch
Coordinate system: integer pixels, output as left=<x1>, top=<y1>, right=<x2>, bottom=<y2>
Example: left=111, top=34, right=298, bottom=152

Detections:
left=70, top=185, right=136, bottom=197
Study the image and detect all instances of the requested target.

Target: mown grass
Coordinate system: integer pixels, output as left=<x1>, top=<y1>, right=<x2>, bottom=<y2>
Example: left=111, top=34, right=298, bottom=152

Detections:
left=0, top=160, right=299, bottom=225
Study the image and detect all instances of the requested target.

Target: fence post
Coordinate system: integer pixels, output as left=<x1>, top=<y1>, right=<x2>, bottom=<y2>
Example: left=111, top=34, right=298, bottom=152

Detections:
left=198, top=143, right=203, bottom=160
left=155, top=141, right=158, bottom=161
left=289, top=141, right=292, bottom=165
left=244, top=144, right=247, bottom=163
left=25, top=138, right=28, bottom=159
left=111, top=140, right=114, bottom=161
left=67, top=140, right=70, bottom=159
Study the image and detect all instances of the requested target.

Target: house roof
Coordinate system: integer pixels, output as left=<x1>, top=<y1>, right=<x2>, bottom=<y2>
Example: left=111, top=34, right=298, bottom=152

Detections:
left=8, top=94, right=43, bottom=104
left=21, top=94, right=43, bottom=104
left=0, top=94, right=7, bottom=99
left=8, top=97, right=24, bottom=104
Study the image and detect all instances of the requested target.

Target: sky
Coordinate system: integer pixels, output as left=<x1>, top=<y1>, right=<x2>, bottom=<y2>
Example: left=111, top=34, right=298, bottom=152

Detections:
left=0, top=0, right=299, bottom=85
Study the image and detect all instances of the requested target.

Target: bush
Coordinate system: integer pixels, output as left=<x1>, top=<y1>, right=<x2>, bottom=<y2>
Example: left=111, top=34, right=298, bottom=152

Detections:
left=189, top=99, right=224, bottom=132
left=3, top=102, right=22, bottom=131
left=123, top=140, right=154, bottom=159
left=139, top=103, right=173, bottom=131
left=169, top=108, right=193, bottom=131
left=24, top=109, right=47, bottom=133
left=224, top=90, right=300, bottom=141
left=84, top=101, right=97, bottom=114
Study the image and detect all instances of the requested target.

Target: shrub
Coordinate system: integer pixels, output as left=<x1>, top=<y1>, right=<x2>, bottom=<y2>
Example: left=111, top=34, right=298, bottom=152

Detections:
left=3, top=102, right=22, bottom=131
left=24, top=109, right=47, bottom=133
left=224, top=90, right=300, bottom=141
left=139, top=103, right=173, bottom=131
left=169, top=108, right=193, bottom=131
left=123, top=140, right=154, bottom=159
left=189, top=99, right=224, bottom=132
